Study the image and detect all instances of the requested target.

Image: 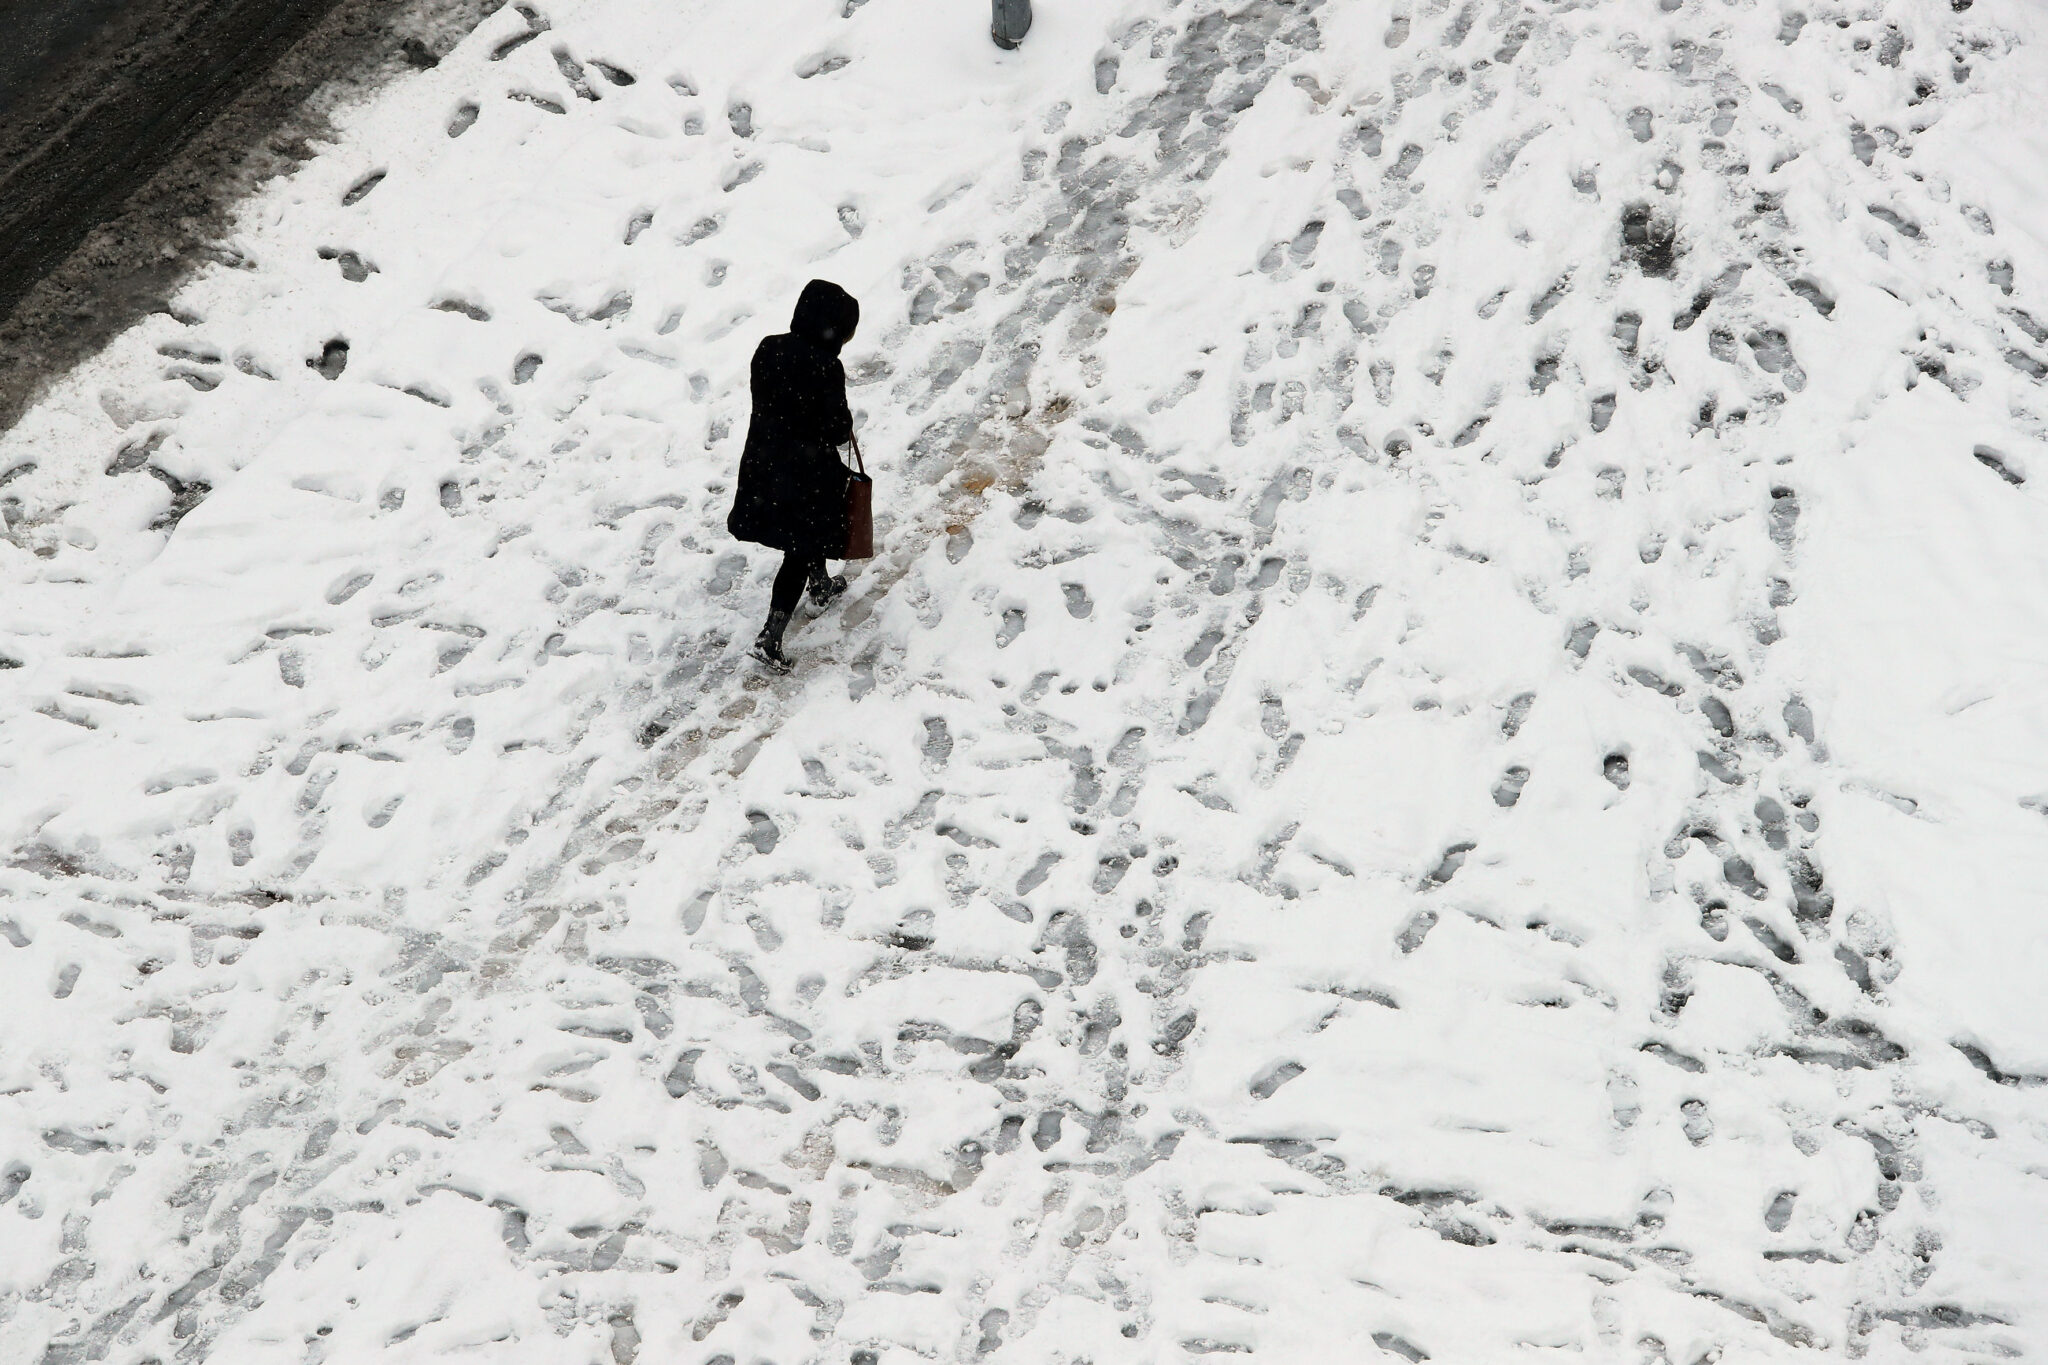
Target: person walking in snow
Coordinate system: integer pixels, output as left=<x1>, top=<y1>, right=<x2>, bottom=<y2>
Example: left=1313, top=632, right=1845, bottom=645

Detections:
left=727, top=279, right=861, bottom=672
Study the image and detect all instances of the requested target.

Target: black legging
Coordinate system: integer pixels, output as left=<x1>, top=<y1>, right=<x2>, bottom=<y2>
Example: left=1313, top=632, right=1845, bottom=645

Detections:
left=770, top=552, right=823, bottom=616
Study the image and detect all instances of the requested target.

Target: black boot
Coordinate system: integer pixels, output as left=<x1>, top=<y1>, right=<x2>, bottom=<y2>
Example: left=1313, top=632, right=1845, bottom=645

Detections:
left=807, top=567, right=848, bottom=609
left=751, top=610, right=792, bottom=672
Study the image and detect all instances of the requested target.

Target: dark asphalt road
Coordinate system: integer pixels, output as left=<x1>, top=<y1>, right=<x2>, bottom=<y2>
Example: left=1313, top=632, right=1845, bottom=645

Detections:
left=0, top=0, right=348, bottom=321
left=0, top=0, right=138, bottom=120
left=0, top=0, right=498, bottom=433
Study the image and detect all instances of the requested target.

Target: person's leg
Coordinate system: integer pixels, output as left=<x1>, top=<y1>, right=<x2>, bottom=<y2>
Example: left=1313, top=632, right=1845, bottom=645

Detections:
left=807, top=555, right=846, bottom=607
left=754, top=553, right=810, bottom=669
left=769, top=553, right=809, bottom=618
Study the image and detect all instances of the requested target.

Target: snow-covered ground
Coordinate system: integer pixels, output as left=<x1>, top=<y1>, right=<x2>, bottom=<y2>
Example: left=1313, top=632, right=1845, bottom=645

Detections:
left=5, top=0, right=2048, bottom=1359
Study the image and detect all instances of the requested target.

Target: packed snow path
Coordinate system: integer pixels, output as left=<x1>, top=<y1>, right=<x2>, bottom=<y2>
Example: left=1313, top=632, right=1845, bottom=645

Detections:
left=5, top=0, right=2048, bottom=1361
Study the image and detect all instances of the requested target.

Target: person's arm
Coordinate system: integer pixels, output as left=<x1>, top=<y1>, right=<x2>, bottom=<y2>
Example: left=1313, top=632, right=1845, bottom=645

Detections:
left=749, top=342, right=774, bottom=422
left=789, top=350, right=852, bottom=449
left=821, top=358, right=854, bottom=447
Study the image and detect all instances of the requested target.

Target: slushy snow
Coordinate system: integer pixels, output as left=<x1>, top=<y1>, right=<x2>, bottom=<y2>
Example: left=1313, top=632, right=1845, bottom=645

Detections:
left=4, top=0, right=2048, bottom=1360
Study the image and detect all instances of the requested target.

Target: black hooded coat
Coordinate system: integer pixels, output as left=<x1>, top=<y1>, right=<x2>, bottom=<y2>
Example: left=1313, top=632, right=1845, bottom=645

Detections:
left=727, top=280, right=860, bottom=557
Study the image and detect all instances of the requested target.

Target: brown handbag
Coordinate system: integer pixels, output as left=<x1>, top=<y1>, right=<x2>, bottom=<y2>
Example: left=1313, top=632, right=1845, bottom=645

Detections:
left=843, top=435, right=874, bottom=559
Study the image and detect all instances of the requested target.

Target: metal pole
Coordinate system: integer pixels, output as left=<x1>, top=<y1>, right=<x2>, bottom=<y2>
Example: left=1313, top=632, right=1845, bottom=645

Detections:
left=991, top=0, right=1032, bottom=50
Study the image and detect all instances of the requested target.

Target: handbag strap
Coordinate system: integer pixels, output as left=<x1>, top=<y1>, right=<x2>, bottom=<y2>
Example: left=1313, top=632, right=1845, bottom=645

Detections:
left=850, top=433, right=867, bottom=477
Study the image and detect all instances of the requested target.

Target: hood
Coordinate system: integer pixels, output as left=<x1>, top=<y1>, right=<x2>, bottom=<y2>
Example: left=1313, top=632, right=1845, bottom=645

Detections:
left=790, top=278, right=859, bottom=353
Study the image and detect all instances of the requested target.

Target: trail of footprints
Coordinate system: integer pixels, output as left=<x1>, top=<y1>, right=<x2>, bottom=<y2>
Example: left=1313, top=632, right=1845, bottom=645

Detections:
left=5, top=0, right=2047, bottom=1360
left=5, top=3, right=1340, bottom=1361
left=516, top=0, right=2032, bottom=1354
left=1292, top=0, right=2033, bottom=1355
